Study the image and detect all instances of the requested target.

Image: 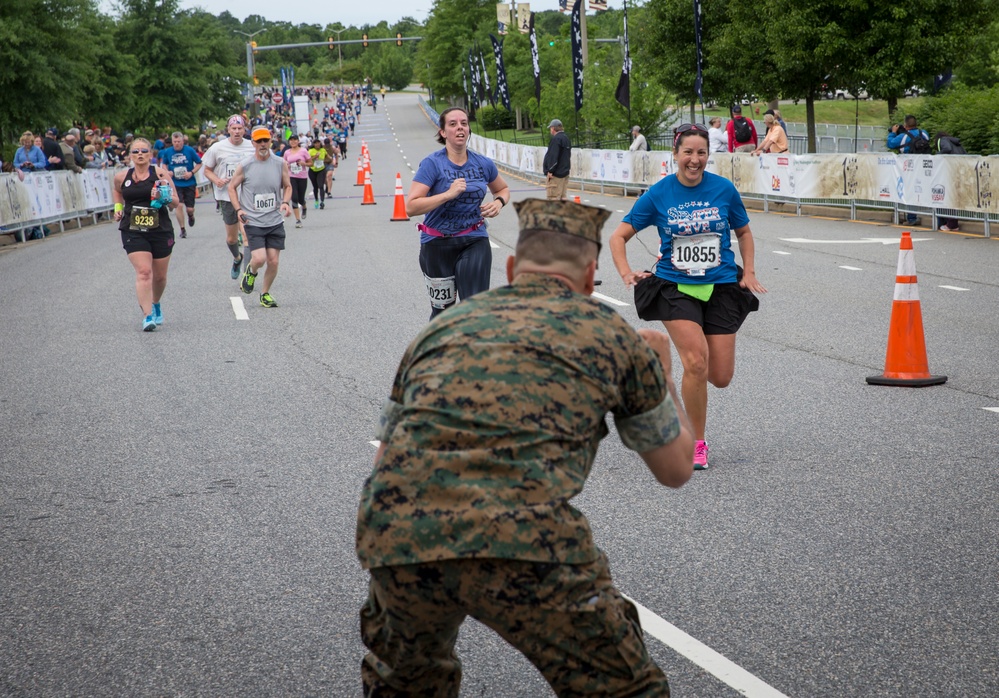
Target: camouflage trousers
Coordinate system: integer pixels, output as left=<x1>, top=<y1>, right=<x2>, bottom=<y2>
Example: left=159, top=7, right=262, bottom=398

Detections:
left=360, top=553, right=670, bottom=697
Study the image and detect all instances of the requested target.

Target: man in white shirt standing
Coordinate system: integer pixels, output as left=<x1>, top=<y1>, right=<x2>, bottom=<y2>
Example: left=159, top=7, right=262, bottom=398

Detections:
left=629, top=125, right=648, bottom=152
left=202, top=115, right=256, bottom=280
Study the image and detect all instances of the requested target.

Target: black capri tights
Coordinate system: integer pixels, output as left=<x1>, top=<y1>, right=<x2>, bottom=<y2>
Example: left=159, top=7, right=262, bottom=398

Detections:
left=308, top=169, right=326, bottom=203
left=289, top=177, right=308, bottom=209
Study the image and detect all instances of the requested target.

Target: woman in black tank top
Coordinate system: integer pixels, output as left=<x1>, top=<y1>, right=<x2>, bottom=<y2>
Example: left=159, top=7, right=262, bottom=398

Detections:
left=112, top=137, right=180, bottom=332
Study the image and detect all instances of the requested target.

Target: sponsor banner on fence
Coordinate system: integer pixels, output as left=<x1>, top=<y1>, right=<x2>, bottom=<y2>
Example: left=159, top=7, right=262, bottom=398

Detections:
left=466, top=130, right=998, bottom=214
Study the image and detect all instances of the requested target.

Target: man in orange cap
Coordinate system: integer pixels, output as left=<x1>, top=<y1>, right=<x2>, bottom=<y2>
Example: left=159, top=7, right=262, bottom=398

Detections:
left=228, top=126, right=292, bottom=308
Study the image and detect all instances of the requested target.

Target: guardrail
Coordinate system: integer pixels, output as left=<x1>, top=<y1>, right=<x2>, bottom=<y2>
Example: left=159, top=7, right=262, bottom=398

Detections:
left=0, top=167, right=212, bottom=244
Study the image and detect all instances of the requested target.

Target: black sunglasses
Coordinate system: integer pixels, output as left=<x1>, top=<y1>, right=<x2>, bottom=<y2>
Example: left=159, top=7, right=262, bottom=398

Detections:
left=131, top=148, right=150, bottom=154
left=254, top=138, right=272, bottom=143
left=673, top=123, right=709, bottom=148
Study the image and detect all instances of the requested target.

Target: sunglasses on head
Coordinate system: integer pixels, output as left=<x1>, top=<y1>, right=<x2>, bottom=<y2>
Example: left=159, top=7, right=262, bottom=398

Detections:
left=131, top=148, right=150, bottom=154
left=673, top=123, right=709, bottom=148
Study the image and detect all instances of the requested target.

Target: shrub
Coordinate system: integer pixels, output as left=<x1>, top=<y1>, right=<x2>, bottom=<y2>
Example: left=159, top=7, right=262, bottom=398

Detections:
left=476, top=105, right=515, bottom=131
left=914, top=85, right=999, bottom=155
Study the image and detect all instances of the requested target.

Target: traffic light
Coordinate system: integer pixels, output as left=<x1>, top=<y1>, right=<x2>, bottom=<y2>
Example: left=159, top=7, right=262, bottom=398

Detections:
left=251, top=41, right=258, bottom=54
left=328, top=37, right=334, bottom=50
left=362, top=33, right=368, bottom=48
left=396, top=32, right=403, bottom=46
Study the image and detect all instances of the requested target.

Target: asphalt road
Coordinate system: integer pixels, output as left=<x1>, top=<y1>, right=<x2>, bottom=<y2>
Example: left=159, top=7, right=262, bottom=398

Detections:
left=2, top=93, right=997, bottom=697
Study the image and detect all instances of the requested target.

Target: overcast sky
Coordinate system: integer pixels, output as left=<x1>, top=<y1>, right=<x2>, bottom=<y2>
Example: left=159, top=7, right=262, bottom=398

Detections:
left=162, top=0, right=608, bottom=30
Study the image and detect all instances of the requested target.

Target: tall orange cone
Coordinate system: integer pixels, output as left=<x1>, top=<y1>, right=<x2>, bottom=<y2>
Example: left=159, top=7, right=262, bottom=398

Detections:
left=660, top=161, right=668, bottom=180
left=354, top=156, right=365, bottom=186
left=866, top=232, right=947, bottom=387
left=364, top=150, right=373, bottom=176
left=390, top=173, right=409, bottom=221
left=573, top=195, right=581, bottom=204
left=361, top=170, right=377, bottom=205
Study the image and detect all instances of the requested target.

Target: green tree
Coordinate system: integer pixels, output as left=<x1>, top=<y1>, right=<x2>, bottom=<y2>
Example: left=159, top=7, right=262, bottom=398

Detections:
left=0, top=0, right=105, bottom=143
left=374, top=50, right=414, bottom=91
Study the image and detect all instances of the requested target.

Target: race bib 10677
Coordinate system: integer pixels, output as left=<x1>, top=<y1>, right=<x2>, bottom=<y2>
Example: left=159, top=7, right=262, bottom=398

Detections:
left=254, top=193, right=277, bottom=212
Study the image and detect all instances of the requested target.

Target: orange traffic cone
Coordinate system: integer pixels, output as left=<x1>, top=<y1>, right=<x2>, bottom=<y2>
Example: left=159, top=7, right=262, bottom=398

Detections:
left=354, top=157, right=365, bottom=187
left=573, top=195, right=581, bottom=204
left=361, top=170, right=376, bottom=205
left=364, top=150, right=373, bottom=176
left=866, top=232, right=947, bottom=387
left=660, top=161, right=668, bottom=179
left=390, top=173, right=409, bottom=221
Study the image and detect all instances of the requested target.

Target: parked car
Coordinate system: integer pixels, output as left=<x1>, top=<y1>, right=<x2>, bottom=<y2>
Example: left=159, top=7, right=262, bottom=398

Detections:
left=834, top=88, right=869, bottom=100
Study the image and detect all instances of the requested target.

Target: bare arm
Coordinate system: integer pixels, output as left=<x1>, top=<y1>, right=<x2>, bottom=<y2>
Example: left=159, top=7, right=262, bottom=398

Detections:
left=280, top=162, right=292, bottom=216
left=481, top=174, right=510, bottom=218
left=406, top=179, right=466, bottom=217
left=636, top=328, right=694, bottom=488
left=733, top=224, right=767, bottom=293
left=227, top=165, right=245, bottom=221
left=609, top=221, right=653, bottom=287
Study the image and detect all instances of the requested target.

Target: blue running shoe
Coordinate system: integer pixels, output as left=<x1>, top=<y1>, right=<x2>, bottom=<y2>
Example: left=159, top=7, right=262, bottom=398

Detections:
left=230, top=254, right=242, bottom=280
left=152, top=302, right=163, bottom=326
left=142, top=314, right=156, bottom=332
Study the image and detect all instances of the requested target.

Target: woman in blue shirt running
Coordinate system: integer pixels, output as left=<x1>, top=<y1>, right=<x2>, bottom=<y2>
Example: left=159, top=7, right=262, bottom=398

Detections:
left=610, top=124, right=766, bottom=471
left=407, top=107, right=510, bottom=320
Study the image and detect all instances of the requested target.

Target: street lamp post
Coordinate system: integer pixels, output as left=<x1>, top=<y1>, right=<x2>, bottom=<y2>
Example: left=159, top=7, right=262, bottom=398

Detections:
left=235, top=29, right=267, bottom=116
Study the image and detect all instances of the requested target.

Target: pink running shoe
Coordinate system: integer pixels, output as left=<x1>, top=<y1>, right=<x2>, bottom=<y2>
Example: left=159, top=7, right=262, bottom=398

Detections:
left=693, top=440, right=709, bottom=470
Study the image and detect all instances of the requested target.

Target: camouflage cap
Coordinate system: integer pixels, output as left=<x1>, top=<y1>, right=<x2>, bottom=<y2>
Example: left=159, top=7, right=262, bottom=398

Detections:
left=513, top=198, right=611, bottom=249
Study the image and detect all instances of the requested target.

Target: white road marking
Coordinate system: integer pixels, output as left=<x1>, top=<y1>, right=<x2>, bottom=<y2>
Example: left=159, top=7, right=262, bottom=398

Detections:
left=939, top=285, right=969, bottom=291
left=229, top=296, right=249, bottom=320
left=780, top=237, right=931, bottom=245
left=369, top=440, right=381, bottom=447
left=773, top=251, right=791, bottom=255
left=983, top=407, right=999, bottom=414
left=489, top=240, right=500, bottom=249
left=591, top=292, right=629, bottom=307
left=839, top=265, right=862, bottom=271
left=617, top=209, right=625, bottom=213
left=624, top=595, right=790, bottom=698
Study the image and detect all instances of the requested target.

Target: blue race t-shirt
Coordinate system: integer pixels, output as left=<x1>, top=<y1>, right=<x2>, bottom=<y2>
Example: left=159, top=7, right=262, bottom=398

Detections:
left=623, top=171, right=749, bottom=285
left=159, top=145, right=202, bottom=188
left=413, top=149, right=499, bottom=244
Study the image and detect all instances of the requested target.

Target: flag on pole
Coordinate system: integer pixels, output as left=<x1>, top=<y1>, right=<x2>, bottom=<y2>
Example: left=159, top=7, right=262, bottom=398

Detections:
left=615, top=0, right=631, bottom=110
left=490, top=34, right=511, bottom=111
left=559, top=0, right=574, bottom=13
left=281, top=67, right=288, bottom=105
left=693, top=0, right=705, bottom=102
left=570, top=0, right=584, bottom=112
left=496, top=3, right=510, bottom=35
left=517, top=3, right=531, bottom=34
left=462, top=63, right=469, bottom=106
left=529, top=12, right=541, bottom=103
left=468, top=49, right=479, bottom=110
left=589, top=0, right=607, bottom=9
left=479, top=47, right=494, bottom=107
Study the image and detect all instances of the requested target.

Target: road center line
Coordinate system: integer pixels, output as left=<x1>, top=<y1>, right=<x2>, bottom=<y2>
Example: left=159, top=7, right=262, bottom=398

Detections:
left=939, top=285, right=970, bottom=291
left=230, top=296, right=249, bottom=320
left=983, top=407, right=999, bottom=414
left=773, top=251, right=791, bottom=255
left=839, top=265, right=862, bottom=271
left=624, top=595, right=790, bottom=698
left=590, top=291, right=629, bottom=307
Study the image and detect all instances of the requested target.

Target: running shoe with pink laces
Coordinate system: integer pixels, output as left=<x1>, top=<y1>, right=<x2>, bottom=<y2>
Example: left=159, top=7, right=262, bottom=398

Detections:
left=693, top=440, right=709, bottom=470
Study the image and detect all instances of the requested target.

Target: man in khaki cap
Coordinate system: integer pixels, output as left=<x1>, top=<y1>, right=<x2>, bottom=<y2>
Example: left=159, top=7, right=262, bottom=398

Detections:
left=356, top=198, right=694, bottom=696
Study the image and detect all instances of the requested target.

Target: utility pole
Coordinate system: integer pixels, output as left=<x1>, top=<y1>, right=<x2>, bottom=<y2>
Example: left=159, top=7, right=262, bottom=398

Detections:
left=331, top=28, right=346, bottom=90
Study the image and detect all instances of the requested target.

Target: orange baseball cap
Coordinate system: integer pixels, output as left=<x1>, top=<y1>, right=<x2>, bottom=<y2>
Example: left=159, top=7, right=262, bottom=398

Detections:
left=251, top=126, right=271, bottom=141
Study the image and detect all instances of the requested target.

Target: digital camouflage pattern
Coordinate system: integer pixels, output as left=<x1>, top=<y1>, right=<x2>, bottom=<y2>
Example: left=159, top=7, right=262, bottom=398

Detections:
left=361, top=554, right=671, bottom=696
left=356, top=274, right=681, bottom=570
left=514, top=198, right=612, bottom=249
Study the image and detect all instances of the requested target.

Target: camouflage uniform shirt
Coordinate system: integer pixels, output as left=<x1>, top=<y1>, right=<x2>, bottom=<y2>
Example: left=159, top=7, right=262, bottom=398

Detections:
left=356, top=275, right=681, bottom=569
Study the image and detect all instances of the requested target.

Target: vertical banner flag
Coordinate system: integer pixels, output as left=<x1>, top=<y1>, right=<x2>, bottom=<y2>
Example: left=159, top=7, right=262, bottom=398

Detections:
left=693, top=0, right=704, bottom=102
left=479, top=47, right=494, bottom=107
left=529, top=12, right=541, bottom=103
left=589, top=0, right=607, bottom=9
left=290, top=66, right=295, bottom=92
left=570, top=0, right=584, bottom=112
left=517, top=3, right=531, bottom=33
left=496, top=3, right=510, bottom=35
left=462, top=63, right=469, bottom=106
left=490, top=34, right=511, bottom=111
left=281, top=67, right=288, bottom=105
left=468, top=49, right=479, bottom=110
left=615, top=0, right=630, bottom=109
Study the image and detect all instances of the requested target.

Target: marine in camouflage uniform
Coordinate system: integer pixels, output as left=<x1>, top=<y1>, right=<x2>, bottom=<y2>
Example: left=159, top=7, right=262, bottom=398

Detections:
left=356, top=199, right=694, bottom=697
